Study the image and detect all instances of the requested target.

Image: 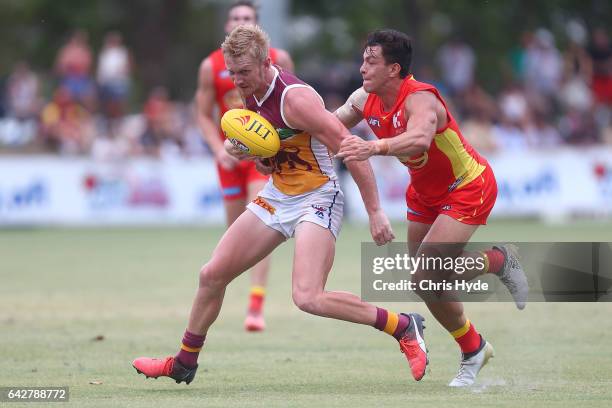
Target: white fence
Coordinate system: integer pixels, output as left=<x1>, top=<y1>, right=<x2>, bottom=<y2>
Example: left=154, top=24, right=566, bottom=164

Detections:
left=0, top=157, right=224, bottom=225
left=340, top=147, right=612, bottom=221
left=1, top=148, right=611, bottom=226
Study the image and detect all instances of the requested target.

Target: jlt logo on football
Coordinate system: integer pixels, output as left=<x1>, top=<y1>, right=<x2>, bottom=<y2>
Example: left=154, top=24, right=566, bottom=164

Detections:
left=371, top=254, right=489, bottom=293
left=246, top=120, right=274, bottom=140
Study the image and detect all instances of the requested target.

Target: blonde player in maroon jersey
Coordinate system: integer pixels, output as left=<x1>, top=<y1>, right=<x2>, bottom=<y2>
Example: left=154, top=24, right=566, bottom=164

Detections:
left=133, top=25, right=431, bottom=385
left=196, top=1, right=293, bottom=332
left=336, top=29, right=528, bottom=387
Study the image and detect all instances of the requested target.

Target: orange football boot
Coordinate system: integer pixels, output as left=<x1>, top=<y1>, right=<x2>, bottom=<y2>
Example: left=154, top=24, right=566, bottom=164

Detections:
left=398, top=313, right=428, bottom=381
left=132, top=356, right=198, bottom=384
left=244, top=312, right=266, bottom=332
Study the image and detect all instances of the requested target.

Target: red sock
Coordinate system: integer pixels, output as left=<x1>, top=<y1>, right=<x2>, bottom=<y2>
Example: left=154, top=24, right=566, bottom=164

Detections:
left=176, top=330, right=205, bottom=368
left=484, top=248, right=505, bottom=274
left=451, top=320, right=482, bottom=355
left=248, top=286, right=265, bottom=314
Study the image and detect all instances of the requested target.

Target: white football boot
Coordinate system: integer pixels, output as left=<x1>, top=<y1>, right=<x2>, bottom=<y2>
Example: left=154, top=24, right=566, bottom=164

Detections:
left=449, top=341, right=495, bottom=387
left=494, top=244, right=529, bottom=310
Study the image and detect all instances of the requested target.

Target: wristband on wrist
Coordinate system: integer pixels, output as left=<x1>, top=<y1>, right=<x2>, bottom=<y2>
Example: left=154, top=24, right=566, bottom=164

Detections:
left=376, top=139, right=390, bottom=155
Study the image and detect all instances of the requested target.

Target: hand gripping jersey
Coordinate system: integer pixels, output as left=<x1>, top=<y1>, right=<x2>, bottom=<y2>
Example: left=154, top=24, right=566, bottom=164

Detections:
left=363, top=75, right=487, bottom=202
left=244, top=66, right=337, bottom=196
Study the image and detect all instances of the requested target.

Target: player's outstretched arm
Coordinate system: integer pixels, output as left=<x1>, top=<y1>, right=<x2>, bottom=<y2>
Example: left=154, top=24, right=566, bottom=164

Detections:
left=196, top=58, right=238, bottom=170
left=336, top=91, right=440, bottom=162
left=283, top=88, right=394, bottom=245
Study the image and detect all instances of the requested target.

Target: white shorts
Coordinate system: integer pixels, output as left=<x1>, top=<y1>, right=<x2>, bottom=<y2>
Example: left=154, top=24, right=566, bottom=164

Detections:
left=246, top=179, right=344, bottom=239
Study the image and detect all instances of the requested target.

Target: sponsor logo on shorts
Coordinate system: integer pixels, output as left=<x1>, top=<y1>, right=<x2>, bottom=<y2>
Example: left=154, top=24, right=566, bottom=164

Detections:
left=448, top=175, right=465, bottom=192
left=253, top=196, right=275, bottom=215
left=406, top=206, right=423, bottom=216
left=441, top=204, right=452, bottom=211
left=312, top=204, right=326, bottom=219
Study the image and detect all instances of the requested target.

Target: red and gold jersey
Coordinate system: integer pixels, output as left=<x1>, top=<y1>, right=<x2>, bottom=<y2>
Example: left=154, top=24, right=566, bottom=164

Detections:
left=209, top=48, right=279, bottom=140
left=363, top=75, right=487, bottom=202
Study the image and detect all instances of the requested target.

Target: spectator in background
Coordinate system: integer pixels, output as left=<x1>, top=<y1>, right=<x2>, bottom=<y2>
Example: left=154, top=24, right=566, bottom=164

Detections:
left=0, top=62, right=41, bottom=147
left=492, top=116, right=529, bottom=151
left=602, top=116, right=612, bottom=144
left=499, top=82, right=530, bottom=127
left=461, top=84, right=499, bottom=154
left=525, top=110, right=562, bottom=148
left=556, top=23, right=597, bottom=146
left=97, top=31, right=132, bottom=120
left=139, top=86, right=178, bottom=157
left=493, top=82, right=531, bottom=151
left=508, top=31, right=534, bottom=82
left=524, top=28, right=563, bottom=98
left=559, top=107, right=598, bottom=145
left=436, top=36, right=476, bottom=96
left=461, top=110, right=498, bottom=154
left=559, top=23, right=593, bottom=113
left=417, top=65, right=450, bottom=97
left=40, top=86, right=93, bottom=154
left=588, top=28, right=612, bottom=105
left=461, top=83, right=498, bottom=122
left=181, top=103, right=210, bottom=157
left=0, top=77, right=6, bottom=118
left=54, top=30, right=96, bottom=109
left=6, top=62, right=41, bottom=120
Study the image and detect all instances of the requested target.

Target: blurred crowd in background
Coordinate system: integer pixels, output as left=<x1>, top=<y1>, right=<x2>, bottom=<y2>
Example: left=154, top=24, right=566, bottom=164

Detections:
left=0, top=23, right=611, bottom=159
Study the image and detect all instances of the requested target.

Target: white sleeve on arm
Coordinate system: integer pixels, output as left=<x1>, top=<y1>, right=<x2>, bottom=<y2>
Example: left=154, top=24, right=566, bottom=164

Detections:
left=335, top=87, right=368, bottom=128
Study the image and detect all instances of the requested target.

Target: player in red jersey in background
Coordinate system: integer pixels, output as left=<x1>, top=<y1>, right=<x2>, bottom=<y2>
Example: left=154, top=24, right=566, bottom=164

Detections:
left=335, top=29, right=529, bottom=387
left=196, top=1, right=293, bottom=332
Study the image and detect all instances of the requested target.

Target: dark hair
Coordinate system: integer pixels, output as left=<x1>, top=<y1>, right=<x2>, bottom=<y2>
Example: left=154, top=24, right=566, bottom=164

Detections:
left=365, top=29, right=412, bottom=78
left=228, top=0, right=259, bottom=21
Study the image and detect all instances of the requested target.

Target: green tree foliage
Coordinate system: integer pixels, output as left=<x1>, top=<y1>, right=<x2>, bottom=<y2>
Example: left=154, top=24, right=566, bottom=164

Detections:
left=291, top=0, right=611, bottom=91
left=0, top=0, right=610, bottom=99
left=0, top=0, right=223, bottom=99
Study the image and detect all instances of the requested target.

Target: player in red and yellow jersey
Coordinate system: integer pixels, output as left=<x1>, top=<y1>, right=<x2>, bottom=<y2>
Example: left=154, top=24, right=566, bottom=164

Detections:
left=195, top=1, right=294, bottom=332
left=336, top=29, right=528, bottom=387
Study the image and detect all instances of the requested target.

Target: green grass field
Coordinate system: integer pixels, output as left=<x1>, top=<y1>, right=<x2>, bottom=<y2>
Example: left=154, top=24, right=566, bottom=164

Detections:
left=2, top=221, right=612, bottom=407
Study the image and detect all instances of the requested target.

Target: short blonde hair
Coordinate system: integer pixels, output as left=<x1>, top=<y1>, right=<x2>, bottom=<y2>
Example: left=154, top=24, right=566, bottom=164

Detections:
left=222, top=25, right=270, bottom=63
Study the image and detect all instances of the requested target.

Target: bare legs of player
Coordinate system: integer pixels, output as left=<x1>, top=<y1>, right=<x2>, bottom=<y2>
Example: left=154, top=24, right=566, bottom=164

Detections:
left=222, top=178, right=271, bottom=331
left=133, top=212, right=427, bottom=383
left=408, top=215, right=503, bottom=385
left=186, top=210, right=284, bottom=335
left=291, top=222, right=378, bottom=324
left=408, top=216, right=478, bottom=331
left=244, top=180, right=271, bottom=330
left=187, top=217, right=382, bottom=337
